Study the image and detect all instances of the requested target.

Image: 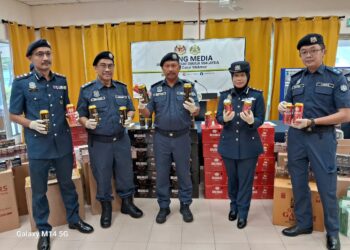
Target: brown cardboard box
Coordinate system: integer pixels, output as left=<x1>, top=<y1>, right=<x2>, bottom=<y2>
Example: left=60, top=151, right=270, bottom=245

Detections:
left=277, top=152, right=288, bottom=167
left=337, top=176, right=350, bottom=198
left=337, top=140, right=350, bottom=154
left=272, top=178, right=324, bottom=231
left=76, top=161, right=91, bottom=205
left=0, top=169, right=20, bottom=232
left=338, top=139, right=350, bottom=146
left=86, top=162, right=121, bottom=215
left=12, top=162, right=29, bottom=215
left=25, top=169, right=85, bottom=231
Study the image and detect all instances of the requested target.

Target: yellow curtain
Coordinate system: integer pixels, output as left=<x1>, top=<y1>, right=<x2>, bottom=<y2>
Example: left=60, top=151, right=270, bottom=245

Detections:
left=205, top=18, right=274, bottom=113
left=83, top=24, right=110, bottom=81
left=7, top=23, right=35, bottom=76
left=107, top=21, right=183, bottom=120
left=270, top=16, right=340, bottom=119
left=40, top=26, right=86, bottom=105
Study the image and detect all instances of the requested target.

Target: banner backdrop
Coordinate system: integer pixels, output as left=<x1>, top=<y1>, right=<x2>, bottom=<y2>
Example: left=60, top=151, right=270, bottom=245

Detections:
left=131, top=38, right=245, bottom=97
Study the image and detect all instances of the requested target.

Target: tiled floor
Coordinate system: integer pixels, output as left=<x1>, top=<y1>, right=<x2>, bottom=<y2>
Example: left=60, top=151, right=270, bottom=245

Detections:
left=0, top=199, right=349, bottom=250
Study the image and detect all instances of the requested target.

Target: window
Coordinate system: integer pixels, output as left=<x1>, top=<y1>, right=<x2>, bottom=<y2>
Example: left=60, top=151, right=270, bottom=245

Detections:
left=335, top=37, right=350, bottom=67
left=0, top=41, right=21, bottom=138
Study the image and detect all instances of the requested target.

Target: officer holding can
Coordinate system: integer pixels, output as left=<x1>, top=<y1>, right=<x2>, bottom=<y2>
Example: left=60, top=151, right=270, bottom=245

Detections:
left=77, top=51, right=143, bottom=229
left=139, top=52, right=200, bottom=224
left=216, top=61, right=265, bottom=229
left=9, top=39, right=94, bottom=250
left=278, top=33, right=350, bottom=250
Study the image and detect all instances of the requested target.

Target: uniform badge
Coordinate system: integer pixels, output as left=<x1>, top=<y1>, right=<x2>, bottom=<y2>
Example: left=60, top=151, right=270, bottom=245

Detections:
left=93, top=90, right=100, bottom=97
left=157, top=86, right=162, bottom=93
left=296, top=78, right=301, bottom=85
left=310, top=36, right=317, bottom=43
left=347, top=76, right=350, bottom=82
left=227, top=94, right=232, bottom=100
left=340, top=84, right=348, bottom=92
left=234, top=65, right=241, bottom=71
left=172, top=53, right=178, bottom=60
left=29, top=82, right=37, bottom=92
left=109, top=53, right=113, bottom=59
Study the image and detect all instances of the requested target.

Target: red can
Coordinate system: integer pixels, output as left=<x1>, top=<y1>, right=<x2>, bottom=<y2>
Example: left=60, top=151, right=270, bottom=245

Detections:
left=293, top=103, right=304, bottom=122
left=66, top=104, right=79, bottom=127
left=205, top=111, right=212, bottom=128
left=243, top=100, right=252, bottom=112
left=283, top=103, right=293, bottom=125
left=223, top=99, right=233, bottom=112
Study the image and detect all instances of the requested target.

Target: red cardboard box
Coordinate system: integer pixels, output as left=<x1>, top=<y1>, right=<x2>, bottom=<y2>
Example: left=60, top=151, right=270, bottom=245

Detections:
left=71, top=125, right=88, bottom=147
left=204, top=157, right=225, bottom=172
left=204, top=170, right=228, bottom=185
left=256, top=156, right=275, bottom=172
left=203, top=143, right=220, bottom=158
left=258, top=124, right=275, bottom=143
left=201, top=124, right=222, bottom=143
left=261, top=142, right=275, bottom=157
left=205, top=184, right=228, bottom=199
left=252, top=185, right=274, bottom=199
left=253, top=171, right=275, bottom=186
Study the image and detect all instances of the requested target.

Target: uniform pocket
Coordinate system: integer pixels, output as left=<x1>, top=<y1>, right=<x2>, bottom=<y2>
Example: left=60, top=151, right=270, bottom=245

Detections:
left=315, top=86, right=333, bottom=95
left=115, top=97, right=128, bottom=106
left=292, top=87, right=304, bottom=96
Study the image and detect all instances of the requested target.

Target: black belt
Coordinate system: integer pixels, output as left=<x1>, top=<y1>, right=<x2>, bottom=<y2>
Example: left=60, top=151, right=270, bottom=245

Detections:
left=89, top=131, right=125, bottom=143
left=303, top=125, right=335, bottom=133
left=155, top=127, right=189, bottom=138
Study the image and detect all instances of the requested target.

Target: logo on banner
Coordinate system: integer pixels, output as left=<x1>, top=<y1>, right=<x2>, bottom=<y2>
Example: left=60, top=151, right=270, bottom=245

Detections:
left=189, top=45, right=200, bottom=55
left=174, top=45, right=186, bottom=55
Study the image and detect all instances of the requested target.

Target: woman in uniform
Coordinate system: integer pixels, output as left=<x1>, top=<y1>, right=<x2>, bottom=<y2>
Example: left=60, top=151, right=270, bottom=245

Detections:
left=216, top=61, right=265, bottom=229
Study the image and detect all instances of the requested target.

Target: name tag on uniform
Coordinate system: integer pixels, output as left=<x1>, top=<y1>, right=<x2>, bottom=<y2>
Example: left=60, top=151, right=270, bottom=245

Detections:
left=52, top=85, right=67, bottom=90
left=316, top=82, right=334, bottom=88
left=153, top=92, right=166, bottom=97
left=242, top=97, right=256, bottom=102
left=292, top=84, right=304, bottom=90
left=115, top=95, right=128, bottom=99
left=176, top=91, right=196, bottom=97
left=90, top=96, right=106, bottom=102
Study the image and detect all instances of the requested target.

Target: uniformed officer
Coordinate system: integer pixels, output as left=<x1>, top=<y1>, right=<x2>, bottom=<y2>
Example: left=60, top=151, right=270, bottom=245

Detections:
left=77, top=51, right=143, bottom=228
left=216, top=61, right=265, bottom=229
left=9, top=39, right=94, bottom=250
left=138, top=52, right=200, bottom=224
left=278, top=33, right=350, bottom=250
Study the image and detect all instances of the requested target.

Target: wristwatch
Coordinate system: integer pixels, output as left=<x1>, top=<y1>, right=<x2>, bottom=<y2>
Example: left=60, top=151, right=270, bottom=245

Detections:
left=307, top=118, right=316, bottom=132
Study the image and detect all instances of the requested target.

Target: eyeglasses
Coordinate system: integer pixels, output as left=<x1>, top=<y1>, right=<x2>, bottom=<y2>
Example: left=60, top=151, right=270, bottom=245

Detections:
left=34, top=51, right=52, bottom=58
left=299, top=49, right=323, bottom=57
left=98, top=63, right=114, bottom=70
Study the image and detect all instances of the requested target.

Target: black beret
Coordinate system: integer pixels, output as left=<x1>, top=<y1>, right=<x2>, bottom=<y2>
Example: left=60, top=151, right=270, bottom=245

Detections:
left=93, top=51, right=114, bottom=66
left=228, top=61, right=250, bottom=74
left=160, top=52, right=180, bottom=67
left=297, top=33, right=324, bottom=50
left=26, top=39, right=51, bottom=57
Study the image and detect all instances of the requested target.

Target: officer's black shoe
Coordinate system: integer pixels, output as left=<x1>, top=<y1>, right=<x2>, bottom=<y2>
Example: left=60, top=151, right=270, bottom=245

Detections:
left=68, top=219, right=94, bottom=234
left=228, top=210, right=237, bottom=221
left=121, top=196, right=143, bottom=218
left=326, top=235, right=340, bottom=250
left=282, top=225, right=313, bottom=237
left=37, top=235, right=50, bottom=250
left=100, top=201, right=112, bottom=228
left=237, top=218, right=247, bottom=229
left=180, top=203, right=193, bottom=223
left=156, top=207, right=171, bottom=224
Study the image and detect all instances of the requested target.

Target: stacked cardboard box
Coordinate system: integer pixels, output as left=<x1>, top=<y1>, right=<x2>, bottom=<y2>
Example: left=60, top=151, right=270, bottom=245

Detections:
left=0, top=169, right=20, bottom=233
left=339, top=189, right=350, bottom=237
left=253, top=124, right=275, bottom=199
left=202, top=123, right=228, bottom=199
left=272, top=178, right=324, bottom=231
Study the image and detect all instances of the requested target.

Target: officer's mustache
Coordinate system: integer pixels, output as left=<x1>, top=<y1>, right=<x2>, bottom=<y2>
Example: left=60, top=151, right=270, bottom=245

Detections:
left=42, top=60, right=51, bottom=65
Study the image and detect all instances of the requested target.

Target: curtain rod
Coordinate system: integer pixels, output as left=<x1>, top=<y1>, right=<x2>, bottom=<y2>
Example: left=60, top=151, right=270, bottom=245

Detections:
left=2, top=16, right=345, bottom=30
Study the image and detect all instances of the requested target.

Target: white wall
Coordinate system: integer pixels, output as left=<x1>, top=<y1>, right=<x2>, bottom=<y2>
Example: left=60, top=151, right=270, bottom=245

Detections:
left=29, top=0, right=350, bottom=38
left=0, top=0, right=33, bottom=41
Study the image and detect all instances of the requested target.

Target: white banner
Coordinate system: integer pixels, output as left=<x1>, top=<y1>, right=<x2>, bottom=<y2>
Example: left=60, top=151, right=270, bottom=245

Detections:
left=131, top=38, right=245, bottom=96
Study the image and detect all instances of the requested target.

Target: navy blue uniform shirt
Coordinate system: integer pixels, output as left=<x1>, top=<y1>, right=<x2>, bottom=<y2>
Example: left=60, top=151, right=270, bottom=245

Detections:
left=216, top=86, right=265, bottom=159
left=9, top=70, right=72, bottom=159
left=146, top=79, right=199, bottom=131
left=77, top=79, right=135, bottom=136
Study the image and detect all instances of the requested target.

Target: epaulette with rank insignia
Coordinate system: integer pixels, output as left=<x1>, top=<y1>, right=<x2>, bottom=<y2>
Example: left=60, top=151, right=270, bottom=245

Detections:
left=15, top=72, right=32, bottom=80
left=151, top=80, right=164, bottom=88
left=291, top=69, right=304, bottom=79
left=219, top=88, right=231, bottom=95
left=52, top=72, right=66, bottom=78
left=325, top=66, right=341, bottom=75
left=114, top=80, right=126, bottom=86
left=182, top=79, right=195, bottom=85
left=249, top=87, right=263, bottom=93
left=81, top=81, right=94, bottom=89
